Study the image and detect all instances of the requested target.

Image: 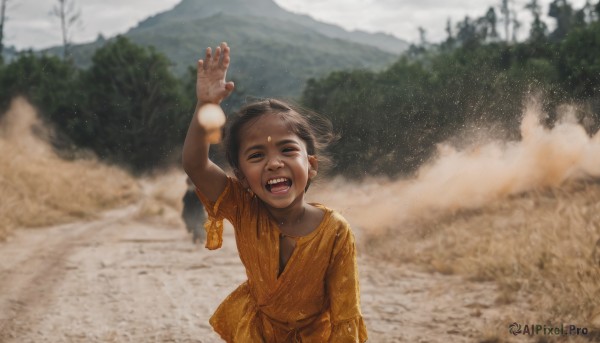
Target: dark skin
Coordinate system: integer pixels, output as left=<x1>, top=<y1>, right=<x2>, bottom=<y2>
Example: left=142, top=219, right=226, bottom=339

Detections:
left=235, top=113, right=324, bottom=275
left=277, top=205, right=324, bottom=276
left=182, top=42, right=324, bottom=274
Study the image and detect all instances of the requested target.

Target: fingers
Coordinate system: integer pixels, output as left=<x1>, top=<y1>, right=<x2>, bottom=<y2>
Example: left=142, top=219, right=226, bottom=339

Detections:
left=205, top=47, right=212, bottom=63
left=220, top=42, right=228, bottom=61
left=200, top=43, right=230, bottom=70
left=225, top=81, right=235, bottom=91
left=198, top=47, right=212, bottom=73
left=213, top=45, right=221, bottom=64
left=222, top=44, right=230, bottom=68
left=213, top=42, right=229, bottom=68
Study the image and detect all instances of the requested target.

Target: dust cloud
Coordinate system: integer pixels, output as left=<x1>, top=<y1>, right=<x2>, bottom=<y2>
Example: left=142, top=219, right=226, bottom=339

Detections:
left=0, top=97, right=52, bottom=155
left=310, top=97, right=600, bottom=233
left=0, top=98, right=139, bottom=238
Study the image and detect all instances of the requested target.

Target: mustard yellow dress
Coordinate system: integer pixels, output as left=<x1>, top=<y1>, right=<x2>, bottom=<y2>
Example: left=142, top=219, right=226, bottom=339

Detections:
left=195, top=177, right=368, bottom=342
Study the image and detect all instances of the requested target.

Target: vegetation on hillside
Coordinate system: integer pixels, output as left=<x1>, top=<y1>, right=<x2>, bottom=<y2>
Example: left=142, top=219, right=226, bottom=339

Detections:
left=0, top=37, right=192, bottom=172
left=42, top=8, right=398, bottom=103
left=302, top=0, right=600, bottom=178
left=133, top=0, right=408, bottom=54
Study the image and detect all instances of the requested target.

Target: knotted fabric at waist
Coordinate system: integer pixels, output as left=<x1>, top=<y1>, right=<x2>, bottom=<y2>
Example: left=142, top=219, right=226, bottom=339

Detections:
left=250, top=299, right=330, bottom=342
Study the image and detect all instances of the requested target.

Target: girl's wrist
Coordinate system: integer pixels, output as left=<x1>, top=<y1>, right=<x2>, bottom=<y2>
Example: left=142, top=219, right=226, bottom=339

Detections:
left=197, top=99, right=220, bottom=107
left=197, top=91, right=224, bottom=105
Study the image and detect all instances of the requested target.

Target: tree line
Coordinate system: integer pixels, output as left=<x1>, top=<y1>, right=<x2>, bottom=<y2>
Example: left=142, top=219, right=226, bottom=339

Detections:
left=302, top=0, right=600, bottom=178
left=0, top=37, right=194, bottom=172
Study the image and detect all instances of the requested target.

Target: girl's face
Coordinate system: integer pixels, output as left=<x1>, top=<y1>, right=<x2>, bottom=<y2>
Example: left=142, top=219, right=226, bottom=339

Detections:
left=236, top=113, right=317, bottom=210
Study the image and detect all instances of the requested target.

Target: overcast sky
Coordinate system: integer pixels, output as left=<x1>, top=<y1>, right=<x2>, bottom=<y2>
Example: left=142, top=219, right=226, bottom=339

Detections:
left=2, top=0, right=589, bottom=50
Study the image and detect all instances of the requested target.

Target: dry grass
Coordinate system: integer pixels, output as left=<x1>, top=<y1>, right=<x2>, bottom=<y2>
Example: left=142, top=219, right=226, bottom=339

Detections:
left=0, top=98, right=140, bottom=239
left=310, top=98, right=600, bottom=330
left=367, top=180, right=600, bottom=323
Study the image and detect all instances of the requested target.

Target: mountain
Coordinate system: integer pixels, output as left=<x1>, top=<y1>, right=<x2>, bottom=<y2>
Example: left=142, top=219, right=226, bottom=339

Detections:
left=136, top=0, right=408, bottom=55
left=43, top=0, right=408, bottom=101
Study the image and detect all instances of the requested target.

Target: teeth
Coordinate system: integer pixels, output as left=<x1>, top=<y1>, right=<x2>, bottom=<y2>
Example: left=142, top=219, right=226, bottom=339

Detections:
left=267, top=178, right=288, bottom=185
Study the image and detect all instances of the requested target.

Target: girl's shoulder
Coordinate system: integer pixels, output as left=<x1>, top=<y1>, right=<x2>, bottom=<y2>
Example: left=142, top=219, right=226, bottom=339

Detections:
left=222, top=176, right=256, bottom=203
left=309, top=203, right=352, bottom=235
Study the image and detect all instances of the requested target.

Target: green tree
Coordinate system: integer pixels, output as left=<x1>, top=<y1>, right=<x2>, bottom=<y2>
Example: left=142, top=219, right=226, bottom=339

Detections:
left=559, top=21, right=600, bottom=98
left=442, top=18, right=456, bottom=51
left=526, top=0, right=548, bottom=43
left=301, top=41, right=564, bottom=177
left=302, top=69, right=378, bottom=177
left=299, top=0, right=600, bottom=178
left=456, top=16, right=481, bottom=48
left=500, top=0, right=513, bottom=42
left=549, top=0, right=575, bottom=41
left=80, top=36, right=188, bottom=171
left=484, top=7, right=500, bottom=41
left=0, top=52, right=80, bottom=125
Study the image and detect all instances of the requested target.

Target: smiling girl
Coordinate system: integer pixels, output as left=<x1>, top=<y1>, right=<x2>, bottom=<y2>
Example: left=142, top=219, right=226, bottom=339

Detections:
left=182, top=42, right=368, bottom=342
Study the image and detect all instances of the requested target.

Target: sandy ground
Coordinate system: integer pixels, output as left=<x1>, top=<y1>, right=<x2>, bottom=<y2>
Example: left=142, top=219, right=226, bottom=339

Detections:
left=0, top=205, right=528, bottom=343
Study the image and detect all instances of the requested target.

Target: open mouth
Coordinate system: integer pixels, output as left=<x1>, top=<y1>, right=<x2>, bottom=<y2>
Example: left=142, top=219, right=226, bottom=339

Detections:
left=265, top=177, right=292, bottom=194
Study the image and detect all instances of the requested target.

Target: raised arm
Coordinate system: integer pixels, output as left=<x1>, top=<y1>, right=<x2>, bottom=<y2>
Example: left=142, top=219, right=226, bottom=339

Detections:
left=182, top=42, right=235, bottom=202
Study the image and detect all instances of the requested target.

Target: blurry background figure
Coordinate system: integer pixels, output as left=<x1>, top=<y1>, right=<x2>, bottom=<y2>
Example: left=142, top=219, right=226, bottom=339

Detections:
left=182, top=177, right=206, bottom=245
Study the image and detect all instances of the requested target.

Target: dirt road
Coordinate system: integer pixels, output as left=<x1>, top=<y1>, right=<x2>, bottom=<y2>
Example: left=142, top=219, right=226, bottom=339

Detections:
left=0, top=206, right=518, bottom=342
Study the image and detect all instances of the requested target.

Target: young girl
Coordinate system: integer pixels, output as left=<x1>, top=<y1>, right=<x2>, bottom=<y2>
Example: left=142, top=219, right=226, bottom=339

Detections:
left=182, top=42, right=368, bottom=342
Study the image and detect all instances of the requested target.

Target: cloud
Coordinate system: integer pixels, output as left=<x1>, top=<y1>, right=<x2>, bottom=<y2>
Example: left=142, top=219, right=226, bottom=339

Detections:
left=276, top=0, right=590, bottom=43
left=275, top=0, right=499, bottom=42
left=4, top=0, right=179, bottom=50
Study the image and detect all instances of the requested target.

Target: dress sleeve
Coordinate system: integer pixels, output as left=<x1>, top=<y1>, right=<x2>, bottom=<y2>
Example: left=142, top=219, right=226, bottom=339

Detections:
left=194, top=177, right=249, bottom=250
left=326, top=225, right=368, bottom=342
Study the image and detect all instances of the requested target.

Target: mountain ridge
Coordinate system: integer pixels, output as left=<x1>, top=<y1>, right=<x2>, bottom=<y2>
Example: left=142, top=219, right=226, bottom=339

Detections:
left=37, top=0, right=406, bottom=102
left=133, top=0, right=407, bottom=54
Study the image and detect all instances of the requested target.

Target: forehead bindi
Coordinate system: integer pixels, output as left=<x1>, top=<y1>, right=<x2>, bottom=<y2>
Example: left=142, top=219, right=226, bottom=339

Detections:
left=239, top=115, right=303, bottom=148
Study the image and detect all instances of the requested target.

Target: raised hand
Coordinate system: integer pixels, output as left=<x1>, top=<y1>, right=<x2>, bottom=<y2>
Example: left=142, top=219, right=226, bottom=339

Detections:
left=196, top=42, right=235, bottom=105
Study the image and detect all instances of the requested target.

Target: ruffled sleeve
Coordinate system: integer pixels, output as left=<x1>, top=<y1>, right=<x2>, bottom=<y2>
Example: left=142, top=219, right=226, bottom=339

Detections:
left=326, top=222, right=368, bottom=342
left=194, top=177, right=249, bottom=250
left=194, top=180, right=230, bottom=250
left=330, top=316, right=368, bottom=342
